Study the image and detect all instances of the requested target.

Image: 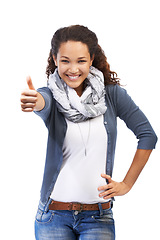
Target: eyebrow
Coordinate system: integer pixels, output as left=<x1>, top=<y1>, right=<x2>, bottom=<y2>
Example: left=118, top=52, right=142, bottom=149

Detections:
left=78, top=57, right=87, bottom=59
left=60, top=56, right=69, bottom=59
left=60, top=56, right=87, bottom=59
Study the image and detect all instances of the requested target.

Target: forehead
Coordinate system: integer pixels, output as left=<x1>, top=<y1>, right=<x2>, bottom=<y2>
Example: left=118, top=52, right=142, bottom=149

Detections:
left=58, top=41, right=90, bottom=58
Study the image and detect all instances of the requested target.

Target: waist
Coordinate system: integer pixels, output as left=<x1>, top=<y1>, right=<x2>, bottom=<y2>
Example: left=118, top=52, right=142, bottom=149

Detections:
left=49, top=200, right=111, bottom=211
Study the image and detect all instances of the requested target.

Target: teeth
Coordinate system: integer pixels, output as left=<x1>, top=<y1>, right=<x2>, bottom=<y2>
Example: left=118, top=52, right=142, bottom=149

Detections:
left=68, top=75, right=80, bottom=80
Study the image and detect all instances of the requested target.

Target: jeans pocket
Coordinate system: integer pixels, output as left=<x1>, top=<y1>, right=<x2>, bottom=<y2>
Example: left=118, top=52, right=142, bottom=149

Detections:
left=92, top=209, right=114, bottom=224
left=35, top=209, right=55, bottom=224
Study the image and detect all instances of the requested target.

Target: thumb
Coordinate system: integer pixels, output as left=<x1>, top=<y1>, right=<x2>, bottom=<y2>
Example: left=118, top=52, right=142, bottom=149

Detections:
left=26, top=76, right=35, bottom=90
left=101, top=174, right=112, bottom=184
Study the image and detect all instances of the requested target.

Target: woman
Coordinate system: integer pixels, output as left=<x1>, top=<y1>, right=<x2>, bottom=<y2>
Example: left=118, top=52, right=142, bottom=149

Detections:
left=21, top=25, right=157, bottom=240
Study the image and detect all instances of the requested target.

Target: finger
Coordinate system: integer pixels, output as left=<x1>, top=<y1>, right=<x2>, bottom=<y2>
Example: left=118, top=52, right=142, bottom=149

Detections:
left=103, top=194, right=115, bottom=199
left=99, top=184, right=113, bottom=197
left=21, top=107, right=34, bottom=112
left=101, top=174, right=112, bottom=183
left=21, top=89, right=37, bottom=97
left=21, top=95, right=37, bottom=103
left=99, top=188, right=116, bottom=199
left=99, top=185, right=117, bottom=199
left=99, top=187, right=114, bottom=197
left=98, top=182, right=112, bottom=191
left=21, top=102, right=36, bottom=109
left=26, top=76, right=35, bottom=90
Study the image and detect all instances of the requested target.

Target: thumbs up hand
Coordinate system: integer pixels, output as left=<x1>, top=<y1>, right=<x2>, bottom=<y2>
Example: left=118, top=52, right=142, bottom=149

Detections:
left=21, top=76, right=38, bottom=112
left=21, top=76, right=45, bottom=112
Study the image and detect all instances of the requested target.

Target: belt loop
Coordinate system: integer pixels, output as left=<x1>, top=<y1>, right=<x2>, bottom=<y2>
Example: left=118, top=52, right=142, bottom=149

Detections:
left=98, top=203, right=103, bottom=216
left=44, top=198, right=52, bottom=212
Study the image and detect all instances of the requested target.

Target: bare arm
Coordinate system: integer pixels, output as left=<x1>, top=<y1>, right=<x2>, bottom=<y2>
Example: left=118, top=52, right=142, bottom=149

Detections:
left=123, top=149, right=152, bottom=188
left=21, top=76, right=45, bottom=112
left=98, top=149, right=152, bottom=199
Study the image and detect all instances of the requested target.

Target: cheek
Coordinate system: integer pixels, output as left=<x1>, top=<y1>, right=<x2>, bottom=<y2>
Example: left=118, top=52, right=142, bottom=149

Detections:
left=57, top=65, right=67, bottom=76
left=83, top=67, right=90, bottom=77
left=80, top=64, right=90, bottom=74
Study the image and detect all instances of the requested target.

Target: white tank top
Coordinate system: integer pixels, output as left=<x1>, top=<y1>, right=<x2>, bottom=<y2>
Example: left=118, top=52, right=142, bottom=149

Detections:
left=50, top=115, right=110, bottom=204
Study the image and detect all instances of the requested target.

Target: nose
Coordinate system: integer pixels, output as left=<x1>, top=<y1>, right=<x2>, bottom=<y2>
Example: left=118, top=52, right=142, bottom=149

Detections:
left=69, top=64, right=79, bottom=74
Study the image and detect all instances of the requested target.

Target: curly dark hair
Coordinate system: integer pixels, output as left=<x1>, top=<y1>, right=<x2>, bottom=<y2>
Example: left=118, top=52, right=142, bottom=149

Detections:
left=46, top=25, right=120, bottom=86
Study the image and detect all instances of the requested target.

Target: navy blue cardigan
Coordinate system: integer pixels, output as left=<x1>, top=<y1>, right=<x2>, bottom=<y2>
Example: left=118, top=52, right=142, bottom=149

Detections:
left=35, top=84, right=157, bottom=205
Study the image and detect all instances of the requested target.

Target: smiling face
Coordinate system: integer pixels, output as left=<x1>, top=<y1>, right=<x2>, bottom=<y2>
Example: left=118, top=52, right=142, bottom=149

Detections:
left=53, top=41, right=94, bottom=96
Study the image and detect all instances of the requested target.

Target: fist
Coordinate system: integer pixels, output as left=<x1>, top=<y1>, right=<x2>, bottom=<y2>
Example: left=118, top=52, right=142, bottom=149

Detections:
left=21, top=76, right=38, bottom=112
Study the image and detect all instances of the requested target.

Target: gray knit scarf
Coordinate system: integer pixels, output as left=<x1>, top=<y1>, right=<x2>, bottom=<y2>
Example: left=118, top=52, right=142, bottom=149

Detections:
left=47, top=66, right=107, bottom=123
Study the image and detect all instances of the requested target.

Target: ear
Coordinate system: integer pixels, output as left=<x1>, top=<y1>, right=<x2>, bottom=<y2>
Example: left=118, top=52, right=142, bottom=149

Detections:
left=52, top=55, right=58, bottom=66
left=90, top=54, right=95, bottom=66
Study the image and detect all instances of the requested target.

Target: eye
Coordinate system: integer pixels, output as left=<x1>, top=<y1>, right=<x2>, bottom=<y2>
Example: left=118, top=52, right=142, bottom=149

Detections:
left=78, top=60, right=87, bottom=63
left=61, top=60, right=69, bottom=63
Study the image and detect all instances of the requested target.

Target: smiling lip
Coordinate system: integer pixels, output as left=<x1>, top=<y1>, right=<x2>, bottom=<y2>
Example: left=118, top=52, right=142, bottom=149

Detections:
left=66, top=74, right=81, bottom=80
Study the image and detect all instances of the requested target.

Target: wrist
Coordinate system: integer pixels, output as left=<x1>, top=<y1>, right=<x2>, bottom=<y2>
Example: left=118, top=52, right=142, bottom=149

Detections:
left=122, top=180, right=132, bottom=191
left=34, top=92, right=45, bottom=111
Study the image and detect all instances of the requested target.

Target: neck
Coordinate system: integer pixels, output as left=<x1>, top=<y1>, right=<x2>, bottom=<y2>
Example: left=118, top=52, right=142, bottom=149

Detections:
left=74, top=82, right=86, bottom=97
left=74, top=87, right=83, bottom=97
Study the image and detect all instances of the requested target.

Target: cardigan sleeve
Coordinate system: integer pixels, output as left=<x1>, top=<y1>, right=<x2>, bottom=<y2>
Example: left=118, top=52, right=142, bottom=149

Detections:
left=34, top=87, right=53, bottom=126
left=113, top=85, right=157, bottom=149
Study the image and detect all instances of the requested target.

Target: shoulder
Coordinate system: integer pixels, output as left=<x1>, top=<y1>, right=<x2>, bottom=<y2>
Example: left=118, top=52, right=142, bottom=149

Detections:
left=105, top=84, right=127, bottom=97
left=105, top=84, right=129, bottom=106
left=105, top=84, right=137, bottom=117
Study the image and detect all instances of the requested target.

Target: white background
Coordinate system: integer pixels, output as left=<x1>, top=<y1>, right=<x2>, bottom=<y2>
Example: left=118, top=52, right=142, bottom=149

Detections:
left=0, top=0, right=159, bottom=239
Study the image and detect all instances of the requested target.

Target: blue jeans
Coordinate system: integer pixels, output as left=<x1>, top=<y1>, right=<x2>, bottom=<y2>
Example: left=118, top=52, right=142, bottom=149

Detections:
left=35, top=199, right=115, bottom=240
